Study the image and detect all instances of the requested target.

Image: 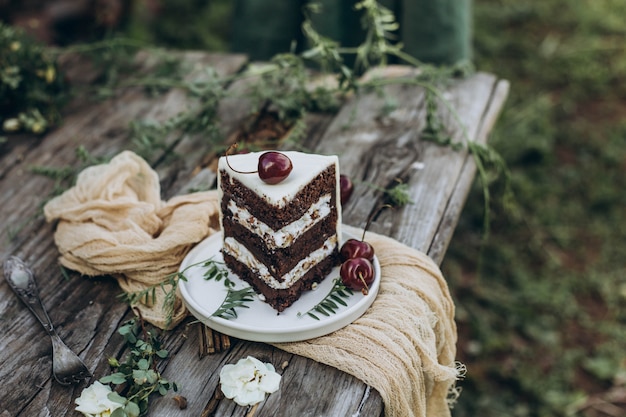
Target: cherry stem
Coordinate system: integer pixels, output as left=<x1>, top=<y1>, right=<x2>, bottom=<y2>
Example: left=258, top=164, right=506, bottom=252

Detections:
left=224, top=143, right=258, bottom=175
left=358, top=272, right=369, bottom=296
left=361, top=203, right=393, bottom=241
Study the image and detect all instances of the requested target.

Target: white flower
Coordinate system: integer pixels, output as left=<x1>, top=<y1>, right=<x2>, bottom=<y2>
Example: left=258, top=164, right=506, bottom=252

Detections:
left=219, top=356, right=282, bottom=406
left=3, top=118, right=20, bottom=132
left=74, top=381, right=124, bottom=417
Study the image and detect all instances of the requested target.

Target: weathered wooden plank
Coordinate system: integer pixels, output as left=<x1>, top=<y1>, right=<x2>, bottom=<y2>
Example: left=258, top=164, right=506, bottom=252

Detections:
left=0, top=51, right=356, bottom=417
left=0, top=52, right=506, bottom=417
left=428, top=78, right=511, bottom=264
left=147, top=53, right=251, bottom=194
left=150, top=105, right=381, bottom=417
left=0, top=253, right=128, bottom=416
left=385, top=73, right=501, bottom=255
left=0, top=52, right=249, bottom=416
left=149, top=324, right=379, bottom=416
left=314, top=71, right=504, bottom=263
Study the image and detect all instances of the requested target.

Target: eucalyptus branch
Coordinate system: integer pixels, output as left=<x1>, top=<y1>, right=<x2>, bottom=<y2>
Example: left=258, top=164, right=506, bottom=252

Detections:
left=100, top=318, right=177, bottom=417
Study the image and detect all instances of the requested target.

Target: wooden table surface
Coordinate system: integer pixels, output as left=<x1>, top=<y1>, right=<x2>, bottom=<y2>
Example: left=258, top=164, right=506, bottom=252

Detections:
left=0, top=51, right=508, bottom=416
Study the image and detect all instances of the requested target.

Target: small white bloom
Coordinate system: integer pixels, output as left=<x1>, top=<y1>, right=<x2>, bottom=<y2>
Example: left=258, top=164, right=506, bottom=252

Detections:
left=74, top=381, right=124, bottom=417
left=3, top=118, right=20, bottom=132
left=219, top=356, right=281, bottom=406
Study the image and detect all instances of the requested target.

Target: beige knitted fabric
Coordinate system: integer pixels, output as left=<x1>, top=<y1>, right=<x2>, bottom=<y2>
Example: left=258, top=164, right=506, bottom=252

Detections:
left=43, top=151, right=220, bottom=328
left=276, top=224, right=459, bottom=417
left=43, top=151, right=459, bottom=417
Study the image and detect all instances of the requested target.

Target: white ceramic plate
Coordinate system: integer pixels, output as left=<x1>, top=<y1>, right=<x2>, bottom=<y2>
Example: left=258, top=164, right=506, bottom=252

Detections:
left=179, top=229, right=380, bottom=343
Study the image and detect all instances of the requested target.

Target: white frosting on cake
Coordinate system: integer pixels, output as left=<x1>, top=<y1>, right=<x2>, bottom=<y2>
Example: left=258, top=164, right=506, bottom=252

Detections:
left=217, top=150, right=343, bottom=299
left=226, top=194, right=331, bottom=249
left=223, top=236, right=338, bottom=290
left=218, top=151, right=340, bottom=209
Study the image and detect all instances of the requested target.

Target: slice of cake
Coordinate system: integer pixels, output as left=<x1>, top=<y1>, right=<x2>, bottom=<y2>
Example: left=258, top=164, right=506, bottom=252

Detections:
left=217, top=150, right=342, bottom=312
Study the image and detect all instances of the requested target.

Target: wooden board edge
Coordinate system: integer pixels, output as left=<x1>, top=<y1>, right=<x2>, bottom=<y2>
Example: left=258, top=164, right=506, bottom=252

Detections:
left=427, top=78, right=511, bottom=265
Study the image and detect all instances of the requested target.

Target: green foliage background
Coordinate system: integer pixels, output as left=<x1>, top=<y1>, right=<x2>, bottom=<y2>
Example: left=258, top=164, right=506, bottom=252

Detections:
left=445, top=1, right=626, bottom=416
left=119, top=0, right=626, bottom=415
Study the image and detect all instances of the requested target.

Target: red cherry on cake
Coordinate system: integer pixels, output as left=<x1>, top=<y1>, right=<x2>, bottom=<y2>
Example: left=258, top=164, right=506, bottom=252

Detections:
left=340, top=257, right=375, bottom=294
left=225, top=145, right=293, bottom=185
left=258, top=151, right=293, bottom=184
left=340, top=238, right=375, bottom=262
left=339, top=174, right=353, bottom=205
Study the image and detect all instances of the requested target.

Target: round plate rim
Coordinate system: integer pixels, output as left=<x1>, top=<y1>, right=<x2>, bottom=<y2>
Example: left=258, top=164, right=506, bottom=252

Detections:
left=179, top=227, right=380, bottom=343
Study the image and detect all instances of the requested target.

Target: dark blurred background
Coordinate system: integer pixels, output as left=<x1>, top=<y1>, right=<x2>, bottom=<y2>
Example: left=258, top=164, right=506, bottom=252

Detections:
left=0, top=0, right=231, bottom=50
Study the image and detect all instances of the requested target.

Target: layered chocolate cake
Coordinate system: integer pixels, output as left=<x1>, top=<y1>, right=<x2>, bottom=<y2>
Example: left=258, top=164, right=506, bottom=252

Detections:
left=218, top=151, right=342, bottom=312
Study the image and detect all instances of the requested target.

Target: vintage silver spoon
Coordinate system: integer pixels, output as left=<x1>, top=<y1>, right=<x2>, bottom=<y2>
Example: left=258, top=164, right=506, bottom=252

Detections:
left=4, top=256, right=91, bottom=385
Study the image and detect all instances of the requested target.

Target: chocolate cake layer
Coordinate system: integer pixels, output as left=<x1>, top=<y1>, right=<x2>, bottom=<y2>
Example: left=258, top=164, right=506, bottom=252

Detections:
left=218, top=151, right=341, bottom=312
left=220, top=165, right=337, bottom=230
left=222, top=213, right=338, bottom=279
left=223, top=250, right=339, bottom=312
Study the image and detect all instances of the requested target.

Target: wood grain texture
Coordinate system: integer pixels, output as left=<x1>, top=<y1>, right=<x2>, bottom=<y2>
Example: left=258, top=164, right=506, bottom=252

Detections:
left=0, top=52, right=507, bottom=416
left=427, top=78, right=511, bottom=264
left=315, top=71, right=506, bottom=261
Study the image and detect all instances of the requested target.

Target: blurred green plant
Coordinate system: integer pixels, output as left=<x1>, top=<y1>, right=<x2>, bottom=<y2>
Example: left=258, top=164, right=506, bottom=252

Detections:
left=0, top=22, right=67, bottom=138
left=446, top=1, right=626, bottom=416
left=123, top=0, right=232, bottom=52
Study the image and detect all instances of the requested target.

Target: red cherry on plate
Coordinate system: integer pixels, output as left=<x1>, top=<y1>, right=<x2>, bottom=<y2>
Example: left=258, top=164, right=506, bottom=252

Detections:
left=339, top=174, right=353, bottom=205
left=340, top=238, right=375, bottom=262
left=340, top=257, right=375, bottom=294
left=258, top=151, right=293, bottom=184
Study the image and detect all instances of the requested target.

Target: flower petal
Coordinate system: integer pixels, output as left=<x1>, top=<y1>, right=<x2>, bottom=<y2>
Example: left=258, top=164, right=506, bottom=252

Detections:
left=219, top=356, right=282, bottom=407
left=258, top=370, right=281, bottom=393
left=74, top=381, right=124, bottom=417
left=235, top=388, right=266, bottom=406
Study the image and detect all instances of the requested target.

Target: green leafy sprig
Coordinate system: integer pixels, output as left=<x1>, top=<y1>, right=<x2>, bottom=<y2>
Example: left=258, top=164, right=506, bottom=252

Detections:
left=122, top=257, right=222, bottom=329
left=100, top=317, right=177, bottom=417
left=0, top=22, right=67, bottom=136
left=297, top=278, right=354, bottom=320
left=128, top=65, right=227, bottom=160
left=210, top=286, right=256, bottom=320
left=122, top=255, right=257, bottom=325
left=58, top=36, right=155, bottom=99
left=200, top=258, right=256, bottom=319
left=202, top=257, right=231, bottom=285
left=385, top=180, right=414, bottom=207
left=360, top=178, right=414, bottom=208
left=353, top=0, right=403, bottom=70
left=421, top=89, right=461, bottom=150
left=120, top=273, right=180, bottom=331
left=30, top=145, right=108, bottom=199
left=468, top=141, right=514, bottom=243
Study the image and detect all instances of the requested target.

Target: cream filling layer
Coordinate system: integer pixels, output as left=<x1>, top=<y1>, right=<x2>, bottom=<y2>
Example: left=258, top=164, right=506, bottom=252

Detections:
left=227, top=194, right=331, bottom=249
left=223, top=235, right=337, bottom=290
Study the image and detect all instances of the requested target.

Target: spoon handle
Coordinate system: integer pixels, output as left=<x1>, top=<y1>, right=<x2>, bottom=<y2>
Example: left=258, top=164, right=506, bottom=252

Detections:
left=4, top=256, right=55, bottom=334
